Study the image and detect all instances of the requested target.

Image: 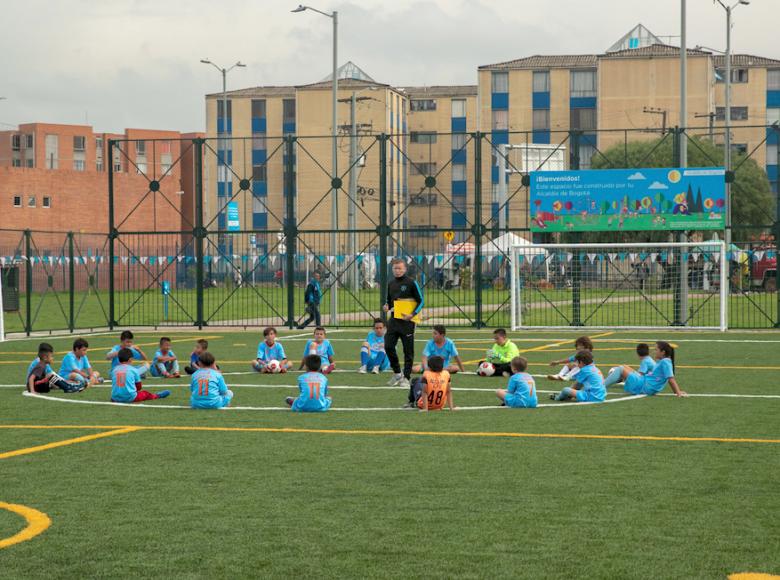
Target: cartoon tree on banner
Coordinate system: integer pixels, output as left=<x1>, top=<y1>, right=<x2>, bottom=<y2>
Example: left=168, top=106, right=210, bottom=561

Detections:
left=686, top=184, right=695, bottom=211
left=694, top=187, right=704, bottom=214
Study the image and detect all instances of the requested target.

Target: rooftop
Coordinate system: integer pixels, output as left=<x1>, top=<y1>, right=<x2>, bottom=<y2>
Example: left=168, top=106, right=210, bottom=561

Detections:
left=403, top=85, right=478, bottom=98
left=479, top=54, right=598, bottom=70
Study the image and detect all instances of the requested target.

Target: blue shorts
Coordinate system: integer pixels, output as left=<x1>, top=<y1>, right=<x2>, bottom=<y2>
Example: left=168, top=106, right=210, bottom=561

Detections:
left=623, top=372, right=647, bottom=395
left=291, top=397, right=332, bottom=412
left=505, top=394, right=537, bottom=408
left=191, top=390, right=233, bottom=409
left=575, top=389, right=606, bottom=403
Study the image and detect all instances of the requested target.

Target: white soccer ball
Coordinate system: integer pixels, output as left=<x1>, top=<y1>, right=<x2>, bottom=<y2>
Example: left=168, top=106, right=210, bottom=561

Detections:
left=477, top=362, right=495, bottom=377
left=266, top=359, right=282, bottom=374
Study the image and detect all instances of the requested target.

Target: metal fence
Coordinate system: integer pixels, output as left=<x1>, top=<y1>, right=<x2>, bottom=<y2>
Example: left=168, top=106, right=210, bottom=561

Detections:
left=2, top=125, right=777, bottom=334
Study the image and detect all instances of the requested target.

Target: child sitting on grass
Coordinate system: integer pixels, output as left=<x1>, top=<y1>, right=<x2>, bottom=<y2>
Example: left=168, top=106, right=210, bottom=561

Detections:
left=151, top=337, right=181, bottom=378
left=407, top=355, right=455, bottom=411
left=603, top=341, right=687, bottom=397
left=253, top=327, right=291, bottom=373
left=495, top=356, right=537, bottom=408
left=547, top=335, right=593, bottom=381
left=477, top=329, right=520, bottom=377
left=185, top=339, right=209, bottom=375
left=191, top=352, right=234, bottom=409
left=106, top=330, right=150, bottom=378
left=286, top=354, right=332, bottom=412
left=27, top=345, right=85, bottom=394
left=550, top=351, right=605, bottom=403
left=412, top=324, right=465, bottom=374
left=603, top=343, right=656, bottom=388
left=59, top=338, right=102, bottom=387
left=300, top=326, right=335, bottom=374
left=359, top=318, right=389, bottom=374
left=111, top=348, right=170, bottom=403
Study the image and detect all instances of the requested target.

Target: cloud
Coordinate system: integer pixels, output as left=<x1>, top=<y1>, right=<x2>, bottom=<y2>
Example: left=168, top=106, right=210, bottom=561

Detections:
left=627, top=172, right=646, bottom=180
left=648, top=181, right=668, bottom=190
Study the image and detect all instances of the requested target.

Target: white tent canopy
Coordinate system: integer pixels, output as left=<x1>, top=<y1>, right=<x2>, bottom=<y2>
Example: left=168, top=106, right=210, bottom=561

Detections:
left=481, top=232, right=547, bottom=257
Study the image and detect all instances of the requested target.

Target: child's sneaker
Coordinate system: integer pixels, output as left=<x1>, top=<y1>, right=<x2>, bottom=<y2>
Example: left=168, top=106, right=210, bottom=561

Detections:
left=358, top=365, right=367, bottom=374
left=399, top=378, right=411, bottom=390
left=156, top=390, right=171, bottom=399
left=96, top=376, right=105, bottom=384
left=371, top=367, right=380, bottom=375
left=285, top=396, right=294, bottom=407
left=387, top=373, right=403, bottom=386
left=549, top=394, right=556, bottom=400
left=547, top=374, right=563, bottom=381
left=172, top=372, right=181, bottom=379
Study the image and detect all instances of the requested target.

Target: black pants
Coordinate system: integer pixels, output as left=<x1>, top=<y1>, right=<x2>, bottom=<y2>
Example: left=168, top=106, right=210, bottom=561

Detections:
left=386, top=322, right=415, bottom=379
left=299, top=303, right=321, bottom=328
left=409, top=377, right=424, bottom=403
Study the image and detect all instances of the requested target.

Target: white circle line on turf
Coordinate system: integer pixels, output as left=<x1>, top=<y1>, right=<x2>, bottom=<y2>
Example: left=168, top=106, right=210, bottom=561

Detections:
left=21, top=391, right=647, bottom=410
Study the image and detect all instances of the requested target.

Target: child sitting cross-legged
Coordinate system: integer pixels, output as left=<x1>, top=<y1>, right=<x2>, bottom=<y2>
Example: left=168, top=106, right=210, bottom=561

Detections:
left=286, top=354, right=332, bottom=412
left=406, top=355, right=456, bottom=411
left=27, top=344, right=85, bottom=394
left=111, top=348, right=170, bottom=403
left=550, top=351, right=605, bottom=403
left=151, top=337, right=181, bottom=378
left=191, top=351, right=234, bottom=409
left=495, top=356, right=537, bottom=408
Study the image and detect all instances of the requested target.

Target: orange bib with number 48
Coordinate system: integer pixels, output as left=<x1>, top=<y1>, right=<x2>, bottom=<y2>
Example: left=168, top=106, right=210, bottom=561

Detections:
left=418, top=370, right=451, bottom=410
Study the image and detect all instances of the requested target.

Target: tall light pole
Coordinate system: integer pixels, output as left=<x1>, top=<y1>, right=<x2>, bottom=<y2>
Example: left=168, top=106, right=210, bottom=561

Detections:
left=200, top=58, right=246, bottom=254
left=715, top=0, right=750, bottom=247
left=680, top=0, right=687, bottom=167
left=293, top=4, right=339, bottom=325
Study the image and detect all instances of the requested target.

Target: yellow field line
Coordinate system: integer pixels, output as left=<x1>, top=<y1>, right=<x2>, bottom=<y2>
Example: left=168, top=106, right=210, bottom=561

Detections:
left=0, top=427, right=139, bottom=460
left=0, top=502, right=51, bottom=550
left=0, top=424, right=777, bottom=445
left=518, top=331, right=615, bottom=355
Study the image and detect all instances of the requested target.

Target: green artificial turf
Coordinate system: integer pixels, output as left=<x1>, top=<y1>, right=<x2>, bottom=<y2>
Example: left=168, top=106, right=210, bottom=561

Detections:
left=0, top=329, right=779, bottom=579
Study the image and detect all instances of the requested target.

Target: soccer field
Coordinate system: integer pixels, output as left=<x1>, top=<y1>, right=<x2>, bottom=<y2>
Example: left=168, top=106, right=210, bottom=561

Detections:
left=1, top=328, right=779, bottom=579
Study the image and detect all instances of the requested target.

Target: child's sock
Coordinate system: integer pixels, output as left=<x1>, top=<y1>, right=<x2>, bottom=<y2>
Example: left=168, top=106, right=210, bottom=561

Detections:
left=604, top=366, right=623, bottom=388
left=555, top=387, right=574, bottom=401
left=360, top=347, right=370, bottom=366
left=557, top=364, right=571, bottom=377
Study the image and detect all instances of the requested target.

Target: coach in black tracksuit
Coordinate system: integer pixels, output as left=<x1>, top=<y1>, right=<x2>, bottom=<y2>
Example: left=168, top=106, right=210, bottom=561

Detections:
left=383, top=259, right=424, bottom=385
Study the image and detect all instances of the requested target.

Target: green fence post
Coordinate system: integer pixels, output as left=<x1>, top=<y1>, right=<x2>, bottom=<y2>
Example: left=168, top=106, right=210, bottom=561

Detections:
left=774, top=125, right=780, bottom=328
left=107, top=140, right=116, bottom=330
left=68, top=232, right=75, bottom=332
left=24, top=229, right=32, bottom=335
left=473, top=131, right=484, bottom=328
left=194, top=137, right=205, bottom=329
left=569, top=130, right=582, bottom=326
left=378, top=134, right=389, bottom=319
left=671, top=127, right=685, bottom=326
left=284, top=134, right=297, bottom=329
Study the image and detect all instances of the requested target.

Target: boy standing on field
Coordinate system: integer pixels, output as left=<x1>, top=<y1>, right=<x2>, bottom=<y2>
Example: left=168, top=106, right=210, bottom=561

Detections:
left=384, top=258, right=423, bottom=390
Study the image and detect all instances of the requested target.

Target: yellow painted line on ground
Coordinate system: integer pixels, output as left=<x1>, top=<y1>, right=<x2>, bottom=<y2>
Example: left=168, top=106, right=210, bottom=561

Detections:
left=0, top=427, right=139, bottom=460
left=518, top=331, right=615, bottom=355
left=0, top=502, right=51, bottom=550
left=0, top=424, right=777, bottom=445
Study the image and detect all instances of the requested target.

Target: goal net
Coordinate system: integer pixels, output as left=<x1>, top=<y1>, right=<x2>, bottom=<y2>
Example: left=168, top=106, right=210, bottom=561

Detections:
left=509, top=241, right=727, bottom=330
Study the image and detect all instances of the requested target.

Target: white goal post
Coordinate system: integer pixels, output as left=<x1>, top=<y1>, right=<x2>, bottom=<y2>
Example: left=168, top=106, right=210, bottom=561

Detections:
left=510, top=241, right=728, bottom=331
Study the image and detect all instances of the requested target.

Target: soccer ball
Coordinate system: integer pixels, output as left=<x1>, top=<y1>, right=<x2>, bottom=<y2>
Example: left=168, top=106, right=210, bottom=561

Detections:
left=266, top=360, right=282, bottom=374
left=477, top=362, right=495, bottom=377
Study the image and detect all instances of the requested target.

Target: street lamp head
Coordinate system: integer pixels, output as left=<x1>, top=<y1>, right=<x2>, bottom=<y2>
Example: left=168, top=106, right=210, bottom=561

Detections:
left=291, top=5, right=307, bottom=12
left=200, top=59, right=212, bottom=64
left=236, top=62, right=247, bottom=68
left=739, top=0, right=749, bottom=4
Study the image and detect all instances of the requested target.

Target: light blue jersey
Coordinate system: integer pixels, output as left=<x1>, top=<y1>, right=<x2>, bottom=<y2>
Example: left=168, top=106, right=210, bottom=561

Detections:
left=190, top=368, right=233, bottom=409
left=423, top=338, right=459, bottom=367
left=111, top=364, right=141, bottom=403
left=638, top=355, right=656, bottom=375
left=257, top=341, right=287, bottom=362
left=27, top=358, right=53, bottom=379
left=574, top=364, right=606, bottom=403
left=153, top=349, right=176, bottom=365
left=365, top=332, right=385, bottom=353
left=304, top=339, right=334, bottom=368
left=292, top=372, right=331, bottom=412
left=108, top=345, right=143, bottom=369
left=59, top=352, right=90, bottom=377
left=624, top=357, right=674, bottom=395
left=505, top=372, right=537, bottom=408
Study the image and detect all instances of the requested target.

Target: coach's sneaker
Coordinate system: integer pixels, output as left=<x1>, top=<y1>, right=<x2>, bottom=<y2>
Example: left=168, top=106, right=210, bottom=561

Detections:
left=371, top=366, right=380, bottom=375
left=402, top=401, right=417, bottom=409
left=399, top=377, right=411, bottom=390
left=358, top=365, right=367, bottom=374
left=156, top=390, right=171, bottom=399
left=387, top=373, right=403, bottom=386
left=285, top=396, right=295, bottom=407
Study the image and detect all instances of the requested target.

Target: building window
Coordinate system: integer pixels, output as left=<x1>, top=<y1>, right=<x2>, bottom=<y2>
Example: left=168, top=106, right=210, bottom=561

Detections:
left=452, top=133, right=467, bottom=151
left=768, top=143, right=778, bottom=163
left=492, top=109, right=508, bottom=130
left=136, top=162, right=147, bottom=175
left=715, top=106, right=748, bottom=121
left=252, top=136, right=266, bottom=150
left=24, top=134, right=33, bottom=148
left=411, top=162, right=437, bottom=176
left=579, top=144, right=596, bottom=169
left=73, top=159, right=85, bottom=171
left=11, top=159, right=21, bottom=167
left=570, top=108, right=597, bottom=131
left=452, top=164, right=467, bottom=181
left=715, top=68, right=748, bottom=83
left=410, top=131, right=437, bottom=144
left=767, top=107, right=780, bottom=124
left=283, top=99, right=296, bottom=124
left=25, top=159, right=33, bottom=168
left=97, top=159, right=104, bottom=172
left=73, top=136, right=86, bottom=151
left=533, top=109, right=550, bottom=131
left=13, top=196, right=21, bottom=207
left=570, top=70, right=597, bottom=98
left=42, top=196, right=51, bottom=208
left=252, top=165, right=267, bottom=182
left=136, top=140, right=146, bottom=155
left=409, top=193, right=438, bottom=206
left=491, top=71, right=509, bottom=93
left=251, top=99, right=267, bottom=118
left=217, top=100, right=232, bottom=119
left=451, top=98, right=466, bottom=118
left=27, top=196, right=36, bottom=208
left=11, top=134, right=20, bottom=151
left=768, top=69, right=780, bottom=91
left=45, top=134, right=58, bottom=169
left=533, top=71, right=550, bottom=92
left=410, top=99, right=436, bottom=111
left=732, top=143, right=748, bottom=156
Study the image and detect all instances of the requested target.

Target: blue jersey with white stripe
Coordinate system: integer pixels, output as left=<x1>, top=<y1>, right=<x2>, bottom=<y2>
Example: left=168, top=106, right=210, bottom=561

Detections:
left=304, top=340, right=334, bottom=368
left=365, top=332, right=385, bottom=353
left=257, top=341, right=287, bottom=362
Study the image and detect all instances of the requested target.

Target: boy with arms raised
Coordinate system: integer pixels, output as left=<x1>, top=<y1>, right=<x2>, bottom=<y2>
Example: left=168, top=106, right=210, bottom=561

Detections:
left=191, top=352, right=233, bottom=409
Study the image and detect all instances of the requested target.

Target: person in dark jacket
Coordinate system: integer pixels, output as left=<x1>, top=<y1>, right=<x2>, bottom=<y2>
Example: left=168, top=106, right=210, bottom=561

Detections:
left=383, top=258, right=424, bottom=390
left=298, top=271, right=322, bottom=328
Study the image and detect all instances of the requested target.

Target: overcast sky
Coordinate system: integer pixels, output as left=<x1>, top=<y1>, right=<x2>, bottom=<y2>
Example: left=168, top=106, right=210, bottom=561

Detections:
left=1, top=0, right=777, bottom=134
